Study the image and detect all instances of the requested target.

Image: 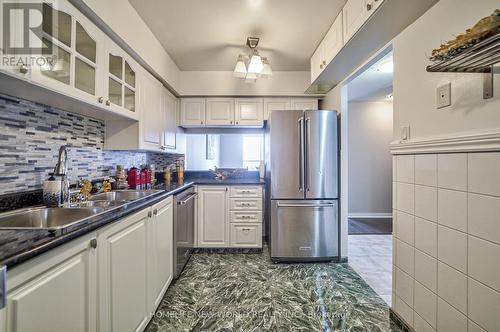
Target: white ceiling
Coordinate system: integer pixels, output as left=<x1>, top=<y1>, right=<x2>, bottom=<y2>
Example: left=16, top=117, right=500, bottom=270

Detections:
left=348, top=52, right=393, bottom=102
left=129, top=0, right=346, bottom=71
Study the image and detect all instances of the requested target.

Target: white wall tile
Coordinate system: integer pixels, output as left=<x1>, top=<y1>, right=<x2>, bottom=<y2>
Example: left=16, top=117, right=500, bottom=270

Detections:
left=438, top=154, right=467, bottom=191
left=415, top=249, right=437, bottom=292
left=438, top=189, right=467, bottom=232
left=397, top=155, right=415, bottom=183
left=468, top=152, right=500, bottom=197
left=396, top=239, right=414, bottom=276
left=395, top=267, right=414, bottom=306
left=395, top=294, right=414, bottom=327
left=468, top=193, right=500, bottom=245
left=437, top=298, right=467, bottom=332
left=396, top=210, right=414, bottom=245
left=468, top=320, right=487, bottom=332
left=415, top=185, right=437, bottom=221
left=468, top=278, right=500, bottom=332
left=414, top=313, right=437, bottom=332
left=468, top=236, right=500, bottom=292
left=415, top=154, right=437, bottom=187
left=414, top=281, right=437, bottom=328
left=415, top=217, right=437, bottom=257
left=438, top=226, right=467, bottom=273
left=438, top=262, right=467, bottom=314
left=397, top=182, right=414, bottom=214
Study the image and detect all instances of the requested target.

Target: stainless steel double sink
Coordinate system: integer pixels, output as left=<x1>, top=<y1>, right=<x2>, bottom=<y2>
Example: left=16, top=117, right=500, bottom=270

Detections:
left=0, top=190, right=162, bottom=233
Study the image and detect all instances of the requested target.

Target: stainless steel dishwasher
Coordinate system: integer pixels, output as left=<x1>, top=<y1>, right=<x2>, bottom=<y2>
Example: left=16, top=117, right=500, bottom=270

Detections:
left=173, top=187, right=196, bottom=278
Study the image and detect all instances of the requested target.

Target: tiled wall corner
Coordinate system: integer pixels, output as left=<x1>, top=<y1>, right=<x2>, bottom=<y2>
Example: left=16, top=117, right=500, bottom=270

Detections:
left=393, top=152, right=500, bottom=332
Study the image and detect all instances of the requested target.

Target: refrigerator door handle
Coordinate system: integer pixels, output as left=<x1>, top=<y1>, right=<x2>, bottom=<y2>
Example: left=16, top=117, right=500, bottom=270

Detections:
left=305, top=116, right=311, bottom=192
left=298, top=117, right=305, bottom=192
left=277, top=202, right=335, bottom=208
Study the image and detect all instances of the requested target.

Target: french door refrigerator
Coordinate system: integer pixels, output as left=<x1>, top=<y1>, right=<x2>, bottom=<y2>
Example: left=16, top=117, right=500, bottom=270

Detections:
left=265, top=109, right=339, bottom=262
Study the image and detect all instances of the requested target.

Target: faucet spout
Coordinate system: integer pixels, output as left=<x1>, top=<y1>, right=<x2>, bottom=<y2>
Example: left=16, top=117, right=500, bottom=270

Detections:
left=54, top=146, right=68, bottom=176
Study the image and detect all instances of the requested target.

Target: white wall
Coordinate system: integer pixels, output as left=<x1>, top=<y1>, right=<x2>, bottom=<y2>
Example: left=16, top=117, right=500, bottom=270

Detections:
left=393, top=0, right=500, bottom=142
left=348, top=101, right=393, bottom=216
left=179, top=71, right=311, bottom=96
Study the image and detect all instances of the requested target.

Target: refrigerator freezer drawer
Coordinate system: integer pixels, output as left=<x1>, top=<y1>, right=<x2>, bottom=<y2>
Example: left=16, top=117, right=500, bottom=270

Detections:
left=271, top=200, right=338, bottom=260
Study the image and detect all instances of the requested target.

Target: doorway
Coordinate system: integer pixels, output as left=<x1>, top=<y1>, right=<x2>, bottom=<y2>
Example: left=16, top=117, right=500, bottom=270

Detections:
left=344, top=50, right=394, bottom=305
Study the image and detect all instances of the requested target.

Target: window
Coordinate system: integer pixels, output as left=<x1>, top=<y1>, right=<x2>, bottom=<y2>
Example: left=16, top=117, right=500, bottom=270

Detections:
left=242, top=135, right=263, bottom=170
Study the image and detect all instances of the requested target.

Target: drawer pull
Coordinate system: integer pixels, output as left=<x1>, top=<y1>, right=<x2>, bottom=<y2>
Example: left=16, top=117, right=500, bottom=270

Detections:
left=242, top=228, right=251, bottom=232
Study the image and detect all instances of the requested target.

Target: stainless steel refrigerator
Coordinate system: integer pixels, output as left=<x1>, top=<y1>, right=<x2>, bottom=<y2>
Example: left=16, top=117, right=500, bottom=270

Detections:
left=265, top=109, right=339, bottom=262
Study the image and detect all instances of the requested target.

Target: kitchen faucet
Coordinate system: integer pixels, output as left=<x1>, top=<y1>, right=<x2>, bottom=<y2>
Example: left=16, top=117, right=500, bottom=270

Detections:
left=53, top=146, right=70, bottom=204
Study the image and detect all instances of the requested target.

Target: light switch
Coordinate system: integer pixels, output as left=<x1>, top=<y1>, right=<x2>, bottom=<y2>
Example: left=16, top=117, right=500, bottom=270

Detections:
left=401, top=125, right=410, bottom=141
left=437, top=83, right=451, bottom=109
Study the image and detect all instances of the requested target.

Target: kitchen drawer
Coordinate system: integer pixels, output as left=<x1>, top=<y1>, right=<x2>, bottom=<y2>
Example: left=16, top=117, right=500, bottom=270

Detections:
left=230, top=211, right=262, bottom=223
left=230, top=223, right=262, bottom=248
left=229, top=198, right=262, bottom=211
left=229, top=186, right=262, bottom=198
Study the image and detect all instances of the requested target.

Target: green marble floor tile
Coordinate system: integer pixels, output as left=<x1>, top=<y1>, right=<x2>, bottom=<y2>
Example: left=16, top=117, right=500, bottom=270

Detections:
left=232, top=306, right=277, bottom=332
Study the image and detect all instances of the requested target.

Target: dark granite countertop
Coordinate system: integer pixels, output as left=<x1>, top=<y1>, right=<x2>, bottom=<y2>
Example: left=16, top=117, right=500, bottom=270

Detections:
left=0, top=176, right=266, bottom=269
left=0, top=182, right=194, bottom=269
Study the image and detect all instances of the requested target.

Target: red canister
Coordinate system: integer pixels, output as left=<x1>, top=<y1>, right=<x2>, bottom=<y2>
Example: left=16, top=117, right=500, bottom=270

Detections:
left=127, top=167, right=141, bottom=189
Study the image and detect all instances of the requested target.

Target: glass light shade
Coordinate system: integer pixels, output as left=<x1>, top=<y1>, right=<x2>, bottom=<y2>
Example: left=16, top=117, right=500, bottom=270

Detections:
left=233, top=56, right=247, bottom=78
left=247, top=52, right=263, bottom=74
left=245, top=72, right=257, bottom=83
left=261, top=58, right=272, bottom=76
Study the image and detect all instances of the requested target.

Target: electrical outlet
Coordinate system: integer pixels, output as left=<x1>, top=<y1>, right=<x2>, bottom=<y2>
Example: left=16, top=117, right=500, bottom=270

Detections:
left=400, top=125, right=410, bottom=141
left=437, top=83, right=451, bottom=109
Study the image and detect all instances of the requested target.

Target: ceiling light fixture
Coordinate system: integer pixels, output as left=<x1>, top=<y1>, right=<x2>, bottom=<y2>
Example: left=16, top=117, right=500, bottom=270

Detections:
left=233, top=37, right=272, bottom=82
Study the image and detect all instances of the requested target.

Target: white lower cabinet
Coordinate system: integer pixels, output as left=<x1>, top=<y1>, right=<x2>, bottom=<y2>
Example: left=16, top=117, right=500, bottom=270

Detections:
left=149, top=198, right=174, bottom=311
left=230, top=224, right=263, bottom=248
left=98, top=196, right=173, bottom=332
left=197, top=185, right=263, bottom=248
left=2, top=234, right=97, bottom=332
left=97, top=209, right=150, bottom=332
left=197, top=186, right=229, bottom=247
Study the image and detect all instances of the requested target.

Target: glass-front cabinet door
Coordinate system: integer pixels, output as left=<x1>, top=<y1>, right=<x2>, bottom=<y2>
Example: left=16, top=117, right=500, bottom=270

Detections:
left=30, top=1, right=103, bottom=106
left=103, top=40, right=139, bottom=120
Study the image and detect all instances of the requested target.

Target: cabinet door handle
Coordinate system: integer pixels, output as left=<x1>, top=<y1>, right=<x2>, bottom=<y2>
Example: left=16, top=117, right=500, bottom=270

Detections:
left=97, top=96, right=104, bottom=104
left=366, top=3, right=372, bottom=10
left=148, top=211, right=153, bottom=218
left=200, top=121, right=203, bottom=125
left=322, top=60, right=326, bottom=65
left=153, top=209, right=158, bottom=216
left=90, top=239, right=97, bottom=249
left=19, top=65, right=28, bottom=74
left=0, top=265, right=6, bottom=309
left=105, top=100, right=111, bottom=106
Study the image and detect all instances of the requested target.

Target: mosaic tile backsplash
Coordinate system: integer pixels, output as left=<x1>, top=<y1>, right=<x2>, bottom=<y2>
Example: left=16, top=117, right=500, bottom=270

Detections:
left=0, top=93, right=183, bottom=195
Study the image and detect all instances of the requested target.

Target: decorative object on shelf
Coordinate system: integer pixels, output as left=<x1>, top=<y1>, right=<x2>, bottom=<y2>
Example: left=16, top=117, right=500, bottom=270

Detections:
left=429, top=9, right=500, bottom=62
left=233, top=37, right=272, bottom=83
left=177, top=160, right=185, bottom=183
left=427, top=9, right=500, bottom=100
left=79, top=180, right=93, bottom=199
left=163, top=165, right=175, bottom=185
left=149, top=164, right=156, bottom=186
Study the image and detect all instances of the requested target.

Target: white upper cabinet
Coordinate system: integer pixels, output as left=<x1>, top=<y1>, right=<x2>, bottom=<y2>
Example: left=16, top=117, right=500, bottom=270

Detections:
left=322, top=12, right=344, bottom=67
left=103, top=39, right=139, bottom=120
left=141, top=71, right=163, bottom=150
left=291, top=98, right=319, bottom=110
left=264, top=98, right=291, bottom=121
left=310, top=12, right=343, bottom=82
left=343, top=0, right=370, bottom=43
left=234, top=98, right=264, bottom=126
left=206, top=98, right=234, bottom=126
left=180, top=98, right=206, bottom=126
left=30, top=1, right=104, bottom=107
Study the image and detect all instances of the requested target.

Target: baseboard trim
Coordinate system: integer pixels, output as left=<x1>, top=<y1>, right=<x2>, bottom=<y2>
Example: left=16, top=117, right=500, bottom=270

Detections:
left=348, top=213, right=393, bottom=219
left=390, top=309, right=415, bottom=332
left=390, top=129, right=500, bottom=155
